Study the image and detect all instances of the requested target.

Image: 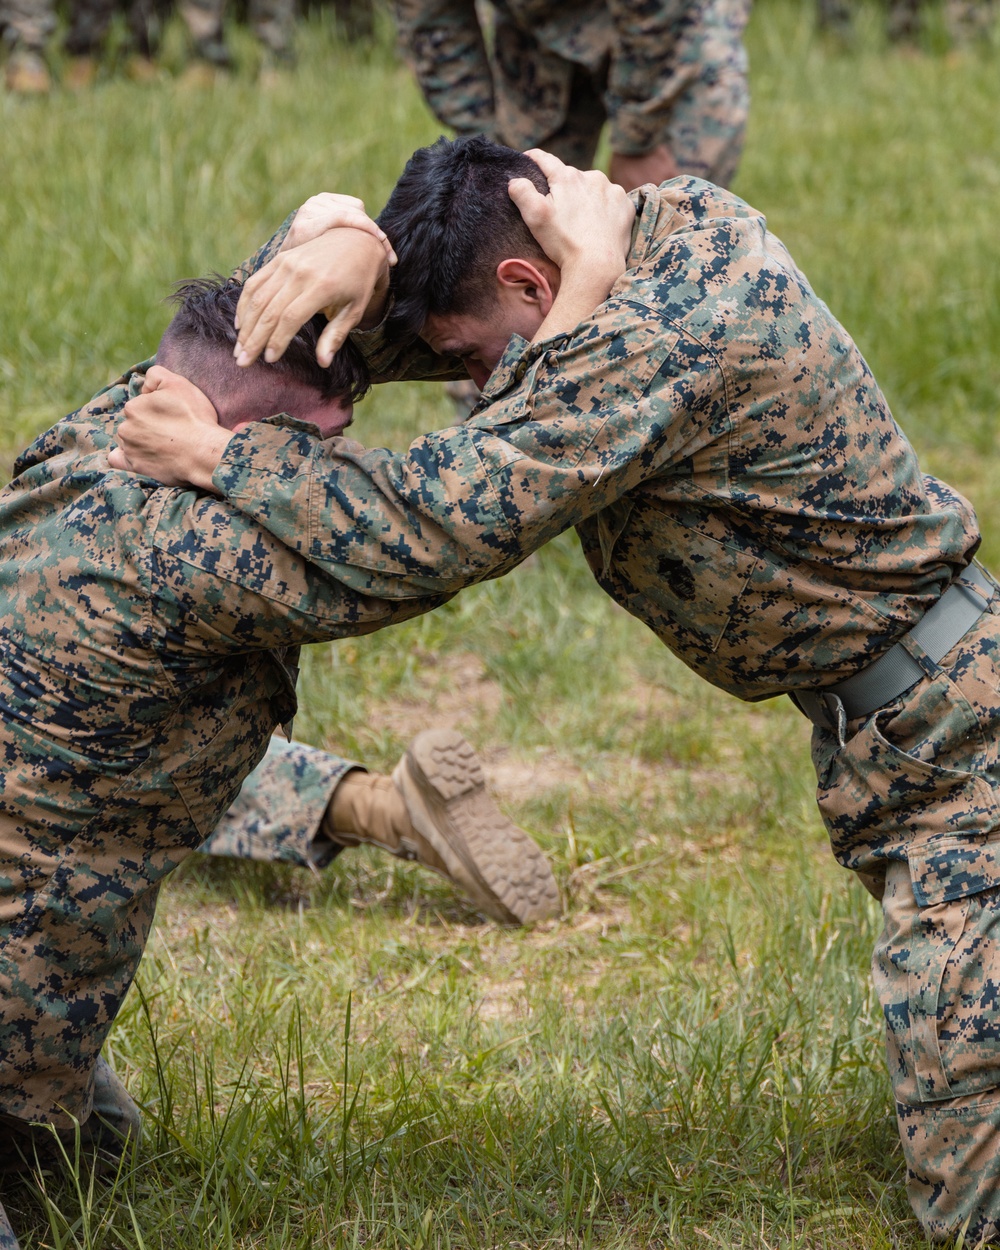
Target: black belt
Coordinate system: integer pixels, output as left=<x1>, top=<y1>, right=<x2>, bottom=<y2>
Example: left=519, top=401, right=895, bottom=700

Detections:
left=791, top=564, right=995, bottom=732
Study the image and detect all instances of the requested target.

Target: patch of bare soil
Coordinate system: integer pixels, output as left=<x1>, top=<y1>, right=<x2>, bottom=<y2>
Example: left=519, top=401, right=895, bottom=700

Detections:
left=373, top=651, right=504, bottom=743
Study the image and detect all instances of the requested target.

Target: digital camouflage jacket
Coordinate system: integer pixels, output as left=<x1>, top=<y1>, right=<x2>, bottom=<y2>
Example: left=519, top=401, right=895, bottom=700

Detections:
left=209, top=179, right=986, bottom=879
left=0, top=230, right=443, bottom=1123
left=216, top=179, right=980, bottom=698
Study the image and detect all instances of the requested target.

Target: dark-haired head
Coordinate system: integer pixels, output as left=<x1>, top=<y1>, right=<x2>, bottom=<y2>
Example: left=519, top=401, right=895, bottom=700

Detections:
left=157, top=275, right=370, bottom=437
left=376, top=135, right=550, bottom=344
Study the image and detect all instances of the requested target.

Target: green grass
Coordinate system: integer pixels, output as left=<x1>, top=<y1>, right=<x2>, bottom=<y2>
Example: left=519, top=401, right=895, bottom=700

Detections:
left=2, top=2, right=999, bottom=1245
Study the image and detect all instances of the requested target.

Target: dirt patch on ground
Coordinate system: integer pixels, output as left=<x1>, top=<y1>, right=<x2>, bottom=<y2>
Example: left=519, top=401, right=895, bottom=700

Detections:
left=482, top=748, right=585, bottom=803
left=373, top=651, right=504, bottom=743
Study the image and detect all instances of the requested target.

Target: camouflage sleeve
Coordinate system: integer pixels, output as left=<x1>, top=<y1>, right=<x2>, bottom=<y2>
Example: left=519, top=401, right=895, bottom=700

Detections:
left=350, top=320, right=467, bottom=383
left=212, top=302, right=721, bottom=599
left=393, top=0, right=495, bottom=136
left=149, top=429, right=456, bottom=656
left=604, top=0, right=700, bottom=156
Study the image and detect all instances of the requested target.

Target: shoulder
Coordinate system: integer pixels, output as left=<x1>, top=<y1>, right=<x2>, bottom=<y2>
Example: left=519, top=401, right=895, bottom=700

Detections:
left=12, top=359, right=153, bottom=479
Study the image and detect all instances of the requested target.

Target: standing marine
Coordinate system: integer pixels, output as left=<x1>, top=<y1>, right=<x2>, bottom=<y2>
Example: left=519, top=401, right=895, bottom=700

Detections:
left=394, top=0, right=752, bottom=190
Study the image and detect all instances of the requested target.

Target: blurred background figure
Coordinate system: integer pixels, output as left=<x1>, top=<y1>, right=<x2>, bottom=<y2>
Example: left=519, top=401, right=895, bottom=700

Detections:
left=394, top=0, right=752, bottom=192
left=816, top=0, right=920, bottom=40
left=1, top=0, right=54, bottom=90
left=62, top=0, right=296, bottom=79
left=395, top=0, right=751, bottom=415
left=816, top=0, right=998, bottom=44
left=308, top=0, right=374, bottom=42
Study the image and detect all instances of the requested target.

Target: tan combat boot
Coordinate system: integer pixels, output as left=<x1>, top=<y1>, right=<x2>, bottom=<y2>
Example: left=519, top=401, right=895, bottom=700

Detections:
left=325, top=729, right=560, bottom=924
left=0, top=1057, right=140, bottom=1175
left=5, top=49, right=51, bottom=93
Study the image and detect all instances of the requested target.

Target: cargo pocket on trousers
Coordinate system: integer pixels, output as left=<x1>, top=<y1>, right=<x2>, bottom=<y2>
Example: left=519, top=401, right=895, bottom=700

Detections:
left=904, top=884, right=1000, bottom=1102
left=817, top=673, right=1000, bottom=885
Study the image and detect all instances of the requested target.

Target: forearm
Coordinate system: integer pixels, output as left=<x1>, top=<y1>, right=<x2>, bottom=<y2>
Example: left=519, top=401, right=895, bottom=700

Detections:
left=153, top=487, right=457, bottom=648
left=209, top=315, right=710, bottom=602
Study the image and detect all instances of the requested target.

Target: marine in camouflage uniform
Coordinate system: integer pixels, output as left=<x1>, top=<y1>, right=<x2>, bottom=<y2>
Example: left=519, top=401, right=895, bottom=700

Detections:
left=0, top=0, right=53, bottom=91
left=394, top=0, right=751, bottom=186
left=0, top=262, right=559, bottom=1247
left=817, top=0, right=997, bottom=43
left=174, top=147, right=1000, bottom=1238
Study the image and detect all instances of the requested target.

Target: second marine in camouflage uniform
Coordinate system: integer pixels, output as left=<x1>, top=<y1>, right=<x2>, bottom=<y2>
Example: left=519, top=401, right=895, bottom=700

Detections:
left=188, top=154, right=1000, bottom=1240
left=0, top=259, right=558, bottom=1223
left=395, top=0, right=751, bottom=185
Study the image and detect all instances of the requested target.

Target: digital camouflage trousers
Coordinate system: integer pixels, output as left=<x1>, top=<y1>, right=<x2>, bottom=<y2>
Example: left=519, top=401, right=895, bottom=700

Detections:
left=0, top=737, right=351, bottom=1129
left=813, top=591, right=1000, bottom=1241
left=488, top=0, right=750, bottom=186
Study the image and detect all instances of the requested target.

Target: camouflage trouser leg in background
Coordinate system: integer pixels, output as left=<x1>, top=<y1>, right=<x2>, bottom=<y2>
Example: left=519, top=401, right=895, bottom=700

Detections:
left=946, top=0, right=999, bottom=39
left=0, top=0, right=54, bottom=51
left=177, top=0, right=226, bottom=56
left=885, top=0, right=921, bottom=41
left=816, top=0, right=852, bottom=34
left=491, top=0, right=750, bottom=187
left=199, top=736, right=357, bottom=867
left=664, top=0, right=751, bottom=187
left=246, top=0, right=296, bottom=59
left=64, top=0, right=117, bottom=56
left=814, top=597, right=1000, bottom=1241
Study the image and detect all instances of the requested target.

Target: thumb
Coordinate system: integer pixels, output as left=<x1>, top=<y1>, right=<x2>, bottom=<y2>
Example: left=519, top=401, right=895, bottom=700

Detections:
left=316, top=310, right=354, bottom=367
left=141, top=364, right=174, bottom=393
left=107, top=446, right=133, bottom=470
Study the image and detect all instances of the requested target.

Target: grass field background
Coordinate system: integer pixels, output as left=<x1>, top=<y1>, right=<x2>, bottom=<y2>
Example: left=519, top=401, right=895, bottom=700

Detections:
left=1, top=2, right=999, bottom=1245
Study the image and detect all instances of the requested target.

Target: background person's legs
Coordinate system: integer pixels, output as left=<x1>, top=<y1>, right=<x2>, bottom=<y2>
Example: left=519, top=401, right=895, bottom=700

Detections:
left=664, top=0, right=751, bottom=187
left=0, top=0, right=54, bottom=90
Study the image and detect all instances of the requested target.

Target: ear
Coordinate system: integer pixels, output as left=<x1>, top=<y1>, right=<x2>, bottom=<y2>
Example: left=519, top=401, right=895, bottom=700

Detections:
left=496, top=258, right=557, bottom=317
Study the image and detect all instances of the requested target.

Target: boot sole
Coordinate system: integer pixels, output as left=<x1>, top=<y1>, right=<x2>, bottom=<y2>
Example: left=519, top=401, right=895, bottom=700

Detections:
left=398, top=729, right=561, bottom=925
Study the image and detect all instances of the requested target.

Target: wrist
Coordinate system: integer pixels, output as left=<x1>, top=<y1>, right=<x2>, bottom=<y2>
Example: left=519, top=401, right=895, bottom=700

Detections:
left=559, top=254, right=624, bottom=298
left=360, top=249, right=391, bottom=329
left=191, top=425, right=235, bottom=492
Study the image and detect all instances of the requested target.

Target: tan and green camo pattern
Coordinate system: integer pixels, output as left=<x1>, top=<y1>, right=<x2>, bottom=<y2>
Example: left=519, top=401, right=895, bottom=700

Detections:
left=0, top=225, right=443, bottom=1128
left=0, top=0, right=54, bottom=51
left=394, top=0, right=750, bottom=181
left=200, top=735, right=355, bottom=868
left=215, top=180, right=1000, bottom=1240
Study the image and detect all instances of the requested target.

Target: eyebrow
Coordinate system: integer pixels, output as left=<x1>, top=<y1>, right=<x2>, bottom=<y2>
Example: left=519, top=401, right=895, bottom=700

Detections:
left=425, top=335, right=474, bottom=359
